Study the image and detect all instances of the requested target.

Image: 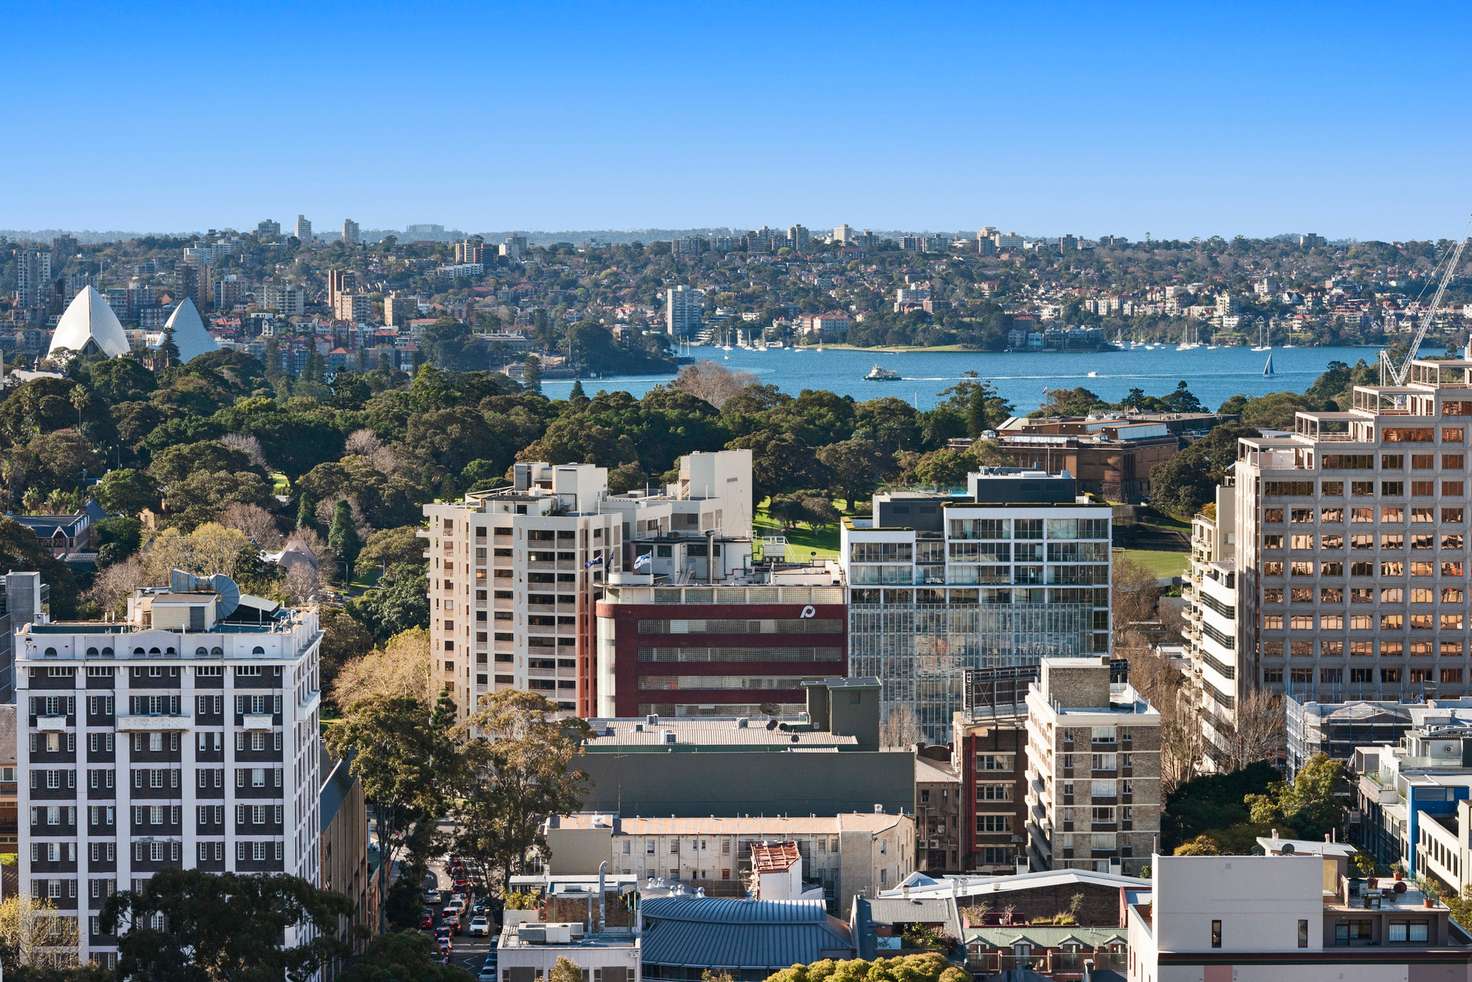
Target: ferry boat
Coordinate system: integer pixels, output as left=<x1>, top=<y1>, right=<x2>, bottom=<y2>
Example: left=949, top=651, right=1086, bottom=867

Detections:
left=865, top=365, right=901, bottom=381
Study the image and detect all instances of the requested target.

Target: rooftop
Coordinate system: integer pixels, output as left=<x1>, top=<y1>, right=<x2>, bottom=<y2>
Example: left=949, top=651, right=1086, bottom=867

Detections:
left=640, top=897, right=853, bottom=970
left=581, top=715, right=861, bottom=751
left=882, top=868, right=1147, bottom=900
left=751, top=842, right=801, bottom=874
left=552, top=812, right=908, bottom=836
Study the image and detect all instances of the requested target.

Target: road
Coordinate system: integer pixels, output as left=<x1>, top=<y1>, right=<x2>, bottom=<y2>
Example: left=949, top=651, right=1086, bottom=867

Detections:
left=422, top=857, right=497, bottom=977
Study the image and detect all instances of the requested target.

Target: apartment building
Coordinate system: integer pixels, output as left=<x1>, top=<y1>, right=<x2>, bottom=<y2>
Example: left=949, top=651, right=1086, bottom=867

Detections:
left=1287, top=694, right=1472, bottom=777
left=15, top=572, right=322, bottom=967
left=1182, top=482, right=1243, bottom=758
left=841, top=469, right=1111, bottom=742
left=1352, top=720, right=1472, bottom=882
left=1024, top=657, right=1161, bottom=877
left=0, top=571, right=47, bottom=703
left=1229, top=358, right=1472, bottom=713
left=1127, top=847, right=1472, bottom=981
left=544, top=811, right=914, bottom=915
left=665, top=286, right=702, bottom=337
left=423, top=450, right=752, bottom=720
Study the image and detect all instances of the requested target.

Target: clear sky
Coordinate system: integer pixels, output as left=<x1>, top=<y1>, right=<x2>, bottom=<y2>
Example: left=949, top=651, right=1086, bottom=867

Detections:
left=7, top=1, right=1472, bottom=240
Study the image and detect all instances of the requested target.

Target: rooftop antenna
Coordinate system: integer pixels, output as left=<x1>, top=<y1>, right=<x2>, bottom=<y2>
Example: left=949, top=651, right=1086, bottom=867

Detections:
left=1380, top=219, right=1471, bottom=386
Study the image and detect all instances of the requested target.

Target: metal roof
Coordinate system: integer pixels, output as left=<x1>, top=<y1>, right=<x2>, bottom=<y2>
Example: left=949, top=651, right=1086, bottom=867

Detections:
left=582, top=716, right=859, bottom=751
left=640, top=897, right=853, bottom=969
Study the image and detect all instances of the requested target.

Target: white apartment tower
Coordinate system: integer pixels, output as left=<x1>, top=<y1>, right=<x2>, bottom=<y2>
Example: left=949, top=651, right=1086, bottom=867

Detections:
left=295, top=214, right=312, bottom=243
left=1023, top=656, right=1161, bottom=877
left=16, top=572, right=322, bottom=967
left=1181, top=482, right=1243, bottom=757
left=423, top=450, right=753, bottom=721
left=840, top=469, right=1112, bottom=742
left=664, top=286, right=702, bottom=337
left=1223, top=357, right=1472, bottom=714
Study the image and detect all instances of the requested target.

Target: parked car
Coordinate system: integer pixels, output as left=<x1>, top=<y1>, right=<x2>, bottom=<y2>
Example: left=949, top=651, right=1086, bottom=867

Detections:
left=468, top=915, right=491, bottom=937
left=478, top=953, right=498, bottom=982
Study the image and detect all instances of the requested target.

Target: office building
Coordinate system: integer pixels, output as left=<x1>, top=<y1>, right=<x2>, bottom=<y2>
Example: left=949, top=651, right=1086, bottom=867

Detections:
left=840, top=469, right=1111, bottom=742
left=594, top=569, right=844, bottom=719
left=1127, top=846, right=1472, bottom=981
left=423, top=451, right=752, bottom=720
left=664, top=286, right=702, bottom=338
left=1215, top=358, right=1472, bottom=737
left=544, top=810, right=914, bottom=915
left=295, top=215, right=312, bottom=242
left=340, top=219, right=359, bottom=245
left=15, top=571, right=323, bottom=967
left=575, top=678, right=912, bottom=819
left=1024, top=657, right=1161, bottom=876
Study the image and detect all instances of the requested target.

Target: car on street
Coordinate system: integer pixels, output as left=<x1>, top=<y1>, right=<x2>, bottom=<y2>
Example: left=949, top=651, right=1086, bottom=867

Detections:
left=478, top=952, right=498, bottom=982
left=468, top=914, right=491, bottom=937
left=424, top=887, right=443, bottom=904
left=419, top=909, right=435, bottom=929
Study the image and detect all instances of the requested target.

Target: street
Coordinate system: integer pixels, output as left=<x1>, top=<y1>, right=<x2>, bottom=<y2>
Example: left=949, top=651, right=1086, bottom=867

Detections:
left=423, top=857, right=498, bottom=977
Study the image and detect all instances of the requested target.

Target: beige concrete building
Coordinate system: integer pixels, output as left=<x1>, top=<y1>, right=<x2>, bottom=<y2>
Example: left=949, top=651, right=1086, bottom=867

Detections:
left=422, top=451, right=752, bottom=720
left=1182, top=482, right=1243, bottom=758
left=1024, top=657, right=1161, bottom=876
left=1223, top=358, right=1472, bottom=713
left=543, top=811, right=914, bottom=914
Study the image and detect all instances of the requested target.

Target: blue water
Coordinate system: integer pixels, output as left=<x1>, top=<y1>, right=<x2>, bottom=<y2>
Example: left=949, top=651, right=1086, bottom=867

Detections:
left=541, top=343, right=1383, bottom=414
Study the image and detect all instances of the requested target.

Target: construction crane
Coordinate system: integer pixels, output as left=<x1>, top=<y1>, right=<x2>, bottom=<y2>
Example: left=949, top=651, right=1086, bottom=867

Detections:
left=1380, top=231, right=1470, bottom=386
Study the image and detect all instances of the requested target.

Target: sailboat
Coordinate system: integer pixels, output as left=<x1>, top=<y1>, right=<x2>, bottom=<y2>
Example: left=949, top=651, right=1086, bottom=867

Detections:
left=1251, top=320, right=1271, bottom=352
left=1176, top=323, right=1201, bottom=351
left=1263, top=352, right=1275, bottom=376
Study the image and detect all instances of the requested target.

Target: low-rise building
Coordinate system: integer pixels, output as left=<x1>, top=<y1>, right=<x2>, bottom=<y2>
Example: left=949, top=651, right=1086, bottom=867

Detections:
left=1353, top=720, right=1472, bottom=883
left=498, top=873, right=641, bottom=982
left=640, top=895, right=853, bottom=982
left=1288, top=695, right=1472, bottom=777
left=575, top=678, right=913, bottom=819
left=1024, top=657, right=1161, bottom=876
left=1127, top=848, right=1472, bottom=981
left=914, top=753, right=961, bottom=873
left=544, top=811, right=914, bottom=915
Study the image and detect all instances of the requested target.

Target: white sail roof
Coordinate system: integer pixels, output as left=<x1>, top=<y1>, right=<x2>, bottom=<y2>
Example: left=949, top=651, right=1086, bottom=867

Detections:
left=162, top=297, right=219, bottom=363
left=47, top=286, right=131, bottom=359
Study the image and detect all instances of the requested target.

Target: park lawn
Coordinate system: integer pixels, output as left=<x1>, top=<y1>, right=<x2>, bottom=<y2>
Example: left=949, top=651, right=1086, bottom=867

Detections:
left=753, top=497, right=865, bottom=562
left=1116, top=546, right=1189, bottom=580
left=270, top=471, right=291, bottom=495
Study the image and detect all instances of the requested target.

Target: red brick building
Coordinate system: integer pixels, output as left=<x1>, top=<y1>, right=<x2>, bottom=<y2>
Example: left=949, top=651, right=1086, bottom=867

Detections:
left=594, top=576, right=846, bottom=718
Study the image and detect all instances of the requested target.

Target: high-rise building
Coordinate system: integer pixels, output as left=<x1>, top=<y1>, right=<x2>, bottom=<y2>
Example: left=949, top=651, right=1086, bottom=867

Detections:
left=499, top=236, right=528, bottom=260
left=256, top=219, right=281, bottom=238
left=1023, top=656, right=1160, bottom=876
left=326, top=269, right=357, bottom=310
left=840, top=469, right=1112, bottom=742
left=15, top=572, right=323, bottom=967
left=423, top=451, right=752, bottom=720
left=15, top=249, right=53, bottom=320
left=383, top=292, right=417, bottom=327
left=832, top=224, right=855, bottom=245
left=341, top=218, right=360, bottom=245
left=259, top=281, right=305, bottom=316
left=295, top=215, right=312, bottom=243
left=0, top=572, right=46, bottom=704
left=179, top=261, right=210, bottom=313
left=454, top=238, right=485, bottom=265
left=332, top=292, right=371, bottom=323
left=786, top=225, right=811, bottom=252
left=1193, top=358, right=1472, bottom=757
left=664, top=286, right=702, bottom=337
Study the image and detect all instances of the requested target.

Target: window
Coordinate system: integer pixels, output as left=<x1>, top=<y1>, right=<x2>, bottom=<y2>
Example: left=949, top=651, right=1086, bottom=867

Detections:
left=1298, top=919, right=1309, bottom=948
left=1210, top=920, right=1222, bottom=948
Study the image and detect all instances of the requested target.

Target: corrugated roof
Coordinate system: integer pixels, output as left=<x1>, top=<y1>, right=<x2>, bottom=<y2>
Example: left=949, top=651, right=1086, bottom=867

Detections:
left=966, top=925, right=1126, bottom=947
left=640, top=897, right=854, bottom=969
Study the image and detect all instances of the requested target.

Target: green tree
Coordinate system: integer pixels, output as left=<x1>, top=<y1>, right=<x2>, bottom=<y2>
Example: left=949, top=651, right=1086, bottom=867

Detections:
left=1173, top=834, right=1222, bottom=856
left=328, top=500, right=361, bottom=582
left=159, top=325, right=181, bottom=367
left=348, top=562, right=429, bottom=641
left=99, top=869, right=351, bottom=982
left=450, top=690, right=591, bottom=894
left=816, top=437, right=891, bottom=510
left=326, top=695, right=454, bottom=932
left=935, top=379, right=1013, bottom=436
left=296, top=489, right=318, bottom=531
left=1245, top=753, right=1349, bottom=841
left=764, top=952, right=967, bottom=982
left=550, top=958, right=583, bottom=982
left=95, top=467, right=161, bottom=516
left=335, top=931, right=468, bottom=982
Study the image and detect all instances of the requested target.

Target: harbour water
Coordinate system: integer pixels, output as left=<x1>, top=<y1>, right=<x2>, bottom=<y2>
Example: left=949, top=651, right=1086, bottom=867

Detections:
left=542, top=343, right=1384, bottom=414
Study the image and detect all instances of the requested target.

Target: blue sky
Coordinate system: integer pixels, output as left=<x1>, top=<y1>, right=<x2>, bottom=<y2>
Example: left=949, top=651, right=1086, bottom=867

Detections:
left=6, top=1, right=1471, bottom=239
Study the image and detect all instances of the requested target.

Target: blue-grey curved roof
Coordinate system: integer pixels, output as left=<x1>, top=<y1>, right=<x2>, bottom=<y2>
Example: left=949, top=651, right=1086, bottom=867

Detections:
left=641, top=897, right=854, bottom=969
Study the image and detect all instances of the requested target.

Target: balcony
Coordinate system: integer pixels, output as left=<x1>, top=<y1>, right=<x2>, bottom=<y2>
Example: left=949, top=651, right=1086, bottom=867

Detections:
left=117, top=714, right=192, bottom=731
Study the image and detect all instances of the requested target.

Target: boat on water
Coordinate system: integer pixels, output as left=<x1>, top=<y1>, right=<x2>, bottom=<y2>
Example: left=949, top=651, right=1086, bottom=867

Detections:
left=769, top=340, right=785, bottom=349
left=1087, top=371, right=1101, bottom=378
left=866, top=364, right=902, bottom=381
left=1263, top=353, right=1275, bottom=376
left=1251, top=320, right=1271, bottom=352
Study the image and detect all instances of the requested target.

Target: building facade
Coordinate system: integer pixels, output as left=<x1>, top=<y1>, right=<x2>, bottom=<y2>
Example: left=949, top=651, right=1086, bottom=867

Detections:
left=1024, top=657, right=1161, bottom=876
left=664, top=286, right=702, bottom=337
left=841, top=469, right=1111, bottom=742
left=1230, top=359, right=1472, bottom=712
left=424, top=451, right=752, bottom=720
left=16, top=573, right=322, bottom=967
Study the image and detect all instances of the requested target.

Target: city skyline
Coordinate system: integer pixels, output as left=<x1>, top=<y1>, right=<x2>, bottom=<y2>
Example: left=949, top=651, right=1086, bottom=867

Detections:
left=7, top=2, right=1472, bottom=240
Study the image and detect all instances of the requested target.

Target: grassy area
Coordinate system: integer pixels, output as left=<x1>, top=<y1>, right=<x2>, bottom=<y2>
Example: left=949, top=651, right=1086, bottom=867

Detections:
left=753, top=498, right=864, bottom=562
left=1117, top=546, right=1189, bottom=580
left=271, top=471, right=291, bottom=495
